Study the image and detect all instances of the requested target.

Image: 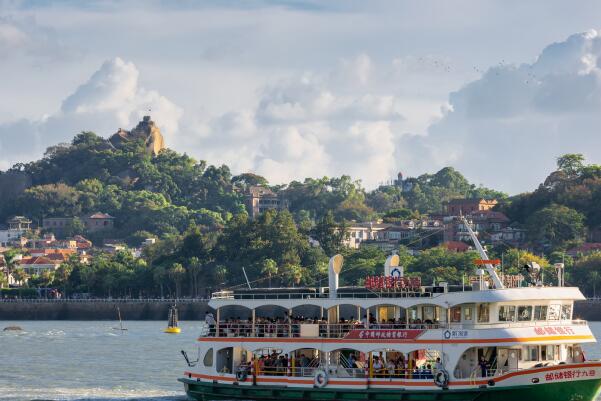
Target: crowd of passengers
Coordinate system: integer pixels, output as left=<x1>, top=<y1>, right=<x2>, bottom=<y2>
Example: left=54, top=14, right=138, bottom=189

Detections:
left=205, top=312, right=440, bottom=337
left=237, top=350, right=443, bottom=379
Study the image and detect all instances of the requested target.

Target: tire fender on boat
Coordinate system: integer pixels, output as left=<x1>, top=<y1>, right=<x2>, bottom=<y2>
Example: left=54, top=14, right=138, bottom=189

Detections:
left=434, top=369, right=449, bottom=388
left=236, top=369, right=248, bottom=382
left=314, top=369, right=328, bottom=388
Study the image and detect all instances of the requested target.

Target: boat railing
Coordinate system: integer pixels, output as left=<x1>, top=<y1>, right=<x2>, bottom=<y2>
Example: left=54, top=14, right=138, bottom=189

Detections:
left=211, top=290, right=437, bottom=301
left=202, top=322, right=443, bottom=338
left=201, top=319, right=588, bottom=338
left=237, top=363, right=441, bottom=380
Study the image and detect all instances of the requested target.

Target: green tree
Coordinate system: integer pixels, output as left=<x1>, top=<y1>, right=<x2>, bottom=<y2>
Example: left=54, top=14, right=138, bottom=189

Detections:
left=261, top=258, right=278, bottom=288
left=526, top=204, right=585, bottom=250
left=169, top=263, right=186, bottom=298
left=188, top=257, right=202, bottom=297
left=311, top=211, right=346, bottom=256
left=12, top=267, right=29, bottom=287
left=557, top=154, right=585, bottom=177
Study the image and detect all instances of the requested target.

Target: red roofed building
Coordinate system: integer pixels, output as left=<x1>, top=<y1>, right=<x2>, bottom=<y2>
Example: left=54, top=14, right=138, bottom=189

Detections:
left=567, top=243, right=601, bottom=258
left=443, top=241, right=471, bottom=252
left=84, top=212, right=114, bottom=232
left=20, top=256, right=61, bottom=274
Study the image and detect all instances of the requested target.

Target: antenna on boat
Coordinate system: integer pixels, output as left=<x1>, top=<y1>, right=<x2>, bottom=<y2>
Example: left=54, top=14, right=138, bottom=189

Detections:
left=460, top=216, right=504, bottom=289
left=242, top=267, right=252, bottom=289
left=328, top=254, right=344, bottom=299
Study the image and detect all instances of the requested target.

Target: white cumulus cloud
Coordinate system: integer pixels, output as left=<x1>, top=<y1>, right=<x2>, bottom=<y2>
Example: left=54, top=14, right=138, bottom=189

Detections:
left=0, top=57, right=182, bottom=169
left=399, top=30, right=601, bottom=193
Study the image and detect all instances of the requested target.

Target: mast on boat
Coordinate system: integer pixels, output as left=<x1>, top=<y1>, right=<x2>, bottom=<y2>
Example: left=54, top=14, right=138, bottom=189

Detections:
left=461, top=215, right=505, bottom=289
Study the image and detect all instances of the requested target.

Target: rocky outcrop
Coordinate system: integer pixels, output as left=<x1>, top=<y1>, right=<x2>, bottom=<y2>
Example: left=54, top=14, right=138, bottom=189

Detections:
left=108, top=116, right=165, bottom=156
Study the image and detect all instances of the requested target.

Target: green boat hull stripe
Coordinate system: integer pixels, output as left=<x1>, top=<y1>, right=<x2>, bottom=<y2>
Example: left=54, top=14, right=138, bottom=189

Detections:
left=179, top=377, right=601, bottom=401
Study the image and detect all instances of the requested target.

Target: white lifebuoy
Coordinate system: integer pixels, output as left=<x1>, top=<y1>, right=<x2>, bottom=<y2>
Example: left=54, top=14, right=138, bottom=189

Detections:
left=314, top=369, right=328, bottom=388
left=434, top=370, right=449, bottom=388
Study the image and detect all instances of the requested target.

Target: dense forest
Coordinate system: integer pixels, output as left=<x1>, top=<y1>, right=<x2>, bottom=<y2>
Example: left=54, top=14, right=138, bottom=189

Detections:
left=2, top=133, right=601, bottom=297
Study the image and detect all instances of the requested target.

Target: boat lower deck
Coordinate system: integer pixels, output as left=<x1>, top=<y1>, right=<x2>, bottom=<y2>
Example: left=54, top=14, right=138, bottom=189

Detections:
left=179, top=377, right=601, bottom=401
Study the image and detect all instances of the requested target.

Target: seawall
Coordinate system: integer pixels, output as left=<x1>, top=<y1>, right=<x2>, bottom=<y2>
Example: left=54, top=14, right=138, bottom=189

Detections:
left=0, top=300, right=212, bottom=320
left=0, top=299, right=599, bottom=321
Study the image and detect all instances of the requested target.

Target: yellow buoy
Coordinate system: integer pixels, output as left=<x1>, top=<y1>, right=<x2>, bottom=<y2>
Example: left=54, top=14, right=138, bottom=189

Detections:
left=164, top=305, right=181, bottom=334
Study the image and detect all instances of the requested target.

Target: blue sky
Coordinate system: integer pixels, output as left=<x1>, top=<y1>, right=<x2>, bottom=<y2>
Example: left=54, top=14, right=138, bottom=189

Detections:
left=2, top=1, right=601, bottom=193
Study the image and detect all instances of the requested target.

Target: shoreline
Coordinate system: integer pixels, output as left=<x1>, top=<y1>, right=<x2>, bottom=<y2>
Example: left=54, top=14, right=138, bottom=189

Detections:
left=0, top=299, right=600, bottom=321
left=0, top=299, right=212, bottom=320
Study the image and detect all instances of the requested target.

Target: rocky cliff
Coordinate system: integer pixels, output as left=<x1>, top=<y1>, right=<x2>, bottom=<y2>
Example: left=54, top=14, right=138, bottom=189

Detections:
left=109, top=115, right=165, bottom=156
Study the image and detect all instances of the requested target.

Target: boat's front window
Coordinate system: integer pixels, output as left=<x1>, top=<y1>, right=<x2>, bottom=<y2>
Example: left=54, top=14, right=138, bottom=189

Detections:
left=561, top=304, right=573, bottom=320
left=548, top=304, right=561, bottom=321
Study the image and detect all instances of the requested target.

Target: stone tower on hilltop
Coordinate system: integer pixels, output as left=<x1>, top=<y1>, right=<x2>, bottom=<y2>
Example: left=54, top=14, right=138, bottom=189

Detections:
left=109, top=115, right=165, bottom=156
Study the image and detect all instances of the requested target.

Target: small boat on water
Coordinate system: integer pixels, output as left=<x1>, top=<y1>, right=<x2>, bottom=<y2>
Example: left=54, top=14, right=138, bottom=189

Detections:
left=165, top=305, right=181, bottom=334
left=179, top=218, right=601, bottom=401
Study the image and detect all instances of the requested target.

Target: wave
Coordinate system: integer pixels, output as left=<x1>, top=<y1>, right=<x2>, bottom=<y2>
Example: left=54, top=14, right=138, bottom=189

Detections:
left=0, top=386, right=186, bottom=401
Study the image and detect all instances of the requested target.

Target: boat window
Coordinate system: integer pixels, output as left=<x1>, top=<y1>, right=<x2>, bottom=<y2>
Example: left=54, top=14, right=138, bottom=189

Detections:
left=498, top=306, right=516, bottom=322
left=517, top=306, right=533, bottom=321
left=477, top=304, right=489, bottom=323
left=541, top=345, right=556, bottom=361
left=561, top=305, right=572, bottom=320
left=451, top=307, right=462, bottom=323
left=204, top=348, right=214, bottom=367
left=463, top=306, right=473, bottom=321
left=524, top=346, right=539, bottom=361
left=533, top=305, right=548, bottom=321
left=548, top=305, right=561, bottom=321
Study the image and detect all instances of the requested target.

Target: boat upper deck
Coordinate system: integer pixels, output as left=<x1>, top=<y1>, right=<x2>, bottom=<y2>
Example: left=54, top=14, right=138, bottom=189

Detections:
left=209, top=285, right=586, bottom=309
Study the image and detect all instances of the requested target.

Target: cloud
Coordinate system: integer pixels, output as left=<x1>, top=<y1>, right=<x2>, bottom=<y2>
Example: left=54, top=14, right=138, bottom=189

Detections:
left=188, top=54, right=422, bottom=188
left=400, top=30, right=601, bottom=193
left=0, top=15, right=72, bottom=61
left=0, top=57, right=182, bottom=169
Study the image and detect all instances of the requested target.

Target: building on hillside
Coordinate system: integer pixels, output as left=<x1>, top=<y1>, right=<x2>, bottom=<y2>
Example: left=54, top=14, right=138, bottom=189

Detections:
left=28, top=234, right=58, bottom=249
left=84, top=212, right=115, bottom=232
left=19, top=256, right=61, bottom=274
left=443, top=241, right=471, bottom=252
left=566, top=243, right=601, bottom=258
left=489, top=227, right=527, bottom=247
left=444, top=198, right=498, bottom=216
left=8, top=216, right=32, bottom=230
left=442, top=208, right=519, bottom=246
left=344, top=222, right=392, bottom=249
left=0, top=216, right=32, bottom=247
left=378, top=171, right=415, bottom=192
left=29, top=248, right=76, bottom=258
left=42, top=217, right=74, bottom=235
left=244, top=186, right=288, bottom=219
left=348, top=219, right=445, bottom=251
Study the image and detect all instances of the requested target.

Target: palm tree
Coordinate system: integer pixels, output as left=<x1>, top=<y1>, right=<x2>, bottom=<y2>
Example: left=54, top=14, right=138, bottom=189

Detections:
left=591, top=271, right=600, bottom=298
left=12, top=268, right=29, bottom=287
left=2, top=251, right=21, bottom=287
left=169, top=263, right=186, bottom=299
left=153, top=265, right=166, bottom=299
left=261, top=259, right=278, bottom=288
left=188, top=257, right=202, bottom=297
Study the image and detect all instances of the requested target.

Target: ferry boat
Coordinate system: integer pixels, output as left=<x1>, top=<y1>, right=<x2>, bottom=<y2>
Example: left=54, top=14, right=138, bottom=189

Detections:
left=179, top=220, right=601, bottom=401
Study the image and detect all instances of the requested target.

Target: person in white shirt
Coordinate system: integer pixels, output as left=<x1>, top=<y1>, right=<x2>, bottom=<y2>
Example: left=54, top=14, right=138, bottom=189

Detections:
left=205, top=312, right=216, bottom=335
left=434, top=357, right=444, bottom=372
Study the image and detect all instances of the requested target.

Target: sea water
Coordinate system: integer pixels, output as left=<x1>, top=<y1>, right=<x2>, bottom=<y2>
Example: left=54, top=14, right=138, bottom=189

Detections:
left=1, top=320, right=601, bottom=401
